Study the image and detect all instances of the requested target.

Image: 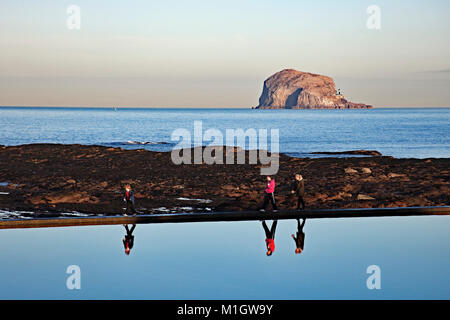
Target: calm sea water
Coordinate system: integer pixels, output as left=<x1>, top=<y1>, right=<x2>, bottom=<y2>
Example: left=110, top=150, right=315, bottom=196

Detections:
left=0, top=107, right=449, bottom=158
left=0, top=107, right=449, bottom=299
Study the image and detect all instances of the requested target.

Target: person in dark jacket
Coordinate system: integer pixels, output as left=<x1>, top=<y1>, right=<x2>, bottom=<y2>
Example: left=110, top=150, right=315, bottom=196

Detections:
left=123, top=224, right=136, bottom=255
left=259, top=176, right=278, bottom=212
left=291, top=174, right=305, bottom=210
left=291, top=218, right=306, bottom=254
left=123, top=184, right=136, bottom=215
left=262, top=220, right=278, bottom=256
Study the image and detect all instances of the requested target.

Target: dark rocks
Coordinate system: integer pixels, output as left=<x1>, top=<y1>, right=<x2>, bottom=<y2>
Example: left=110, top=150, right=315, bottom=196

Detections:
left=312, top=150, right=382, bottom=156
left=0, top=144, right=448, bottom=215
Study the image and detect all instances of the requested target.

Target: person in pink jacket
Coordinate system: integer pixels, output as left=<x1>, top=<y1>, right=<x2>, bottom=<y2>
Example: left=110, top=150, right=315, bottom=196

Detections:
left=259, top=176, right=278, bottom=212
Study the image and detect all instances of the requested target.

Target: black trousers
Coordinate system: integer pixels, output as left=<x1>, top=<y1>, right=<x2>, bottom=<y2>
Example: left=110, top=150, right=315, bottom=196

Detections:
left=260, top=192, right=278, bottom=210
left=297, top=195, right=305, bottom=210
left=262, top=220, right=278, bottom=239
left=125, top=200, right=136, bottom=214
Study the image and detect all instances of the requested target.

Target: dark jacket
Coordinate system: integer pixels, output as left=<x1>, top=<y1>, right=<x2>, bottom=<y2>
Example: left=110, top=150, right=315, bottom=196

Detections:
left=123, top=190, right=135, bottom=204
left=123, top=235, right=134, bottom=250
left=292, top=219, right=306, bottom=250
left=292, top=179, right=304, bottom=197
left=292, top=231, right=305, bottom=250
left=123, top=225, right=135, bottom=250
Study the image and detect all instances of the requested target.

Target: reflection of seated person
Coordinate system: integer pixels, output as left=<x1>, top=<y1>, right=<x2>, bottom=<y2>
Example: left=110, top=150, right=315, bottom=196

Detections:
left=123, top=224, right=136, bottom=255
left=291, top=218, right=306, bottom=254
left=262, top=220, right=278, bottom=256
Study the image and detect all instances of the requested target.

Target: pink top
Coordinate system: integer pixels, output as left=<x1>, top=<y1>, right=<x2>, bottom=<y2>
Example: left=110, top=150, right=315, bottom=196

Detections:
left=265, top=179, right=275, bottom=194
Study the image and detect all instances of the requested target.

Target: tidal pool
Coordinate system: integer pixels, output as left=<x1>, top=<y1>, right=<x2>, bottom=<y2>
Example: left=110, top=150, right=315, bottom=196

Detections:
left=0, top=215, right=448, bottom=299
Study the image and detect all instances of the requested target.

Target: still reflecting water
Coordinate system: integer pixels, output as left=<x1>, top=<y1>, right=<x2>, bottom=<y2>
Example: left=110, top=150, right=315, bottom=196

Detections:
left=0, top=215, right=449, bottom=299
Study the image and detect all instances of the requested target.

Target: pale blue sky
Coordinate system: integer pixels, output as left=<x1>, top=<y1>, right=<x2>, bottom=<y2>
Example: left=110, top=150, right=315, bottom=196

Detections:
left=1, top=0, right=449, bottom=107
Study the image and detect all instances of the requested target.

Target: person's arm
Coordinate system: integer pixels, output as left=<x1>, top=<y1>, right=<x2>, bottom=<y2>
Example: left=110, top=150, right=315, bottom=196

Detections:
left=291, top=182, right=296, bottom=193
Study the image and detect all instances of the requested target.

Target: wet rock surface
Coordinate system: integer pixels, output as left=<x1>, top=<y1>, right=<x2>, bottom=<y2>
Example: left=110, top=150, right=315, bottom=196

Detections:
left=0, top=144, right=448, bottom=217
left=312, top=150, right=382, bottom=156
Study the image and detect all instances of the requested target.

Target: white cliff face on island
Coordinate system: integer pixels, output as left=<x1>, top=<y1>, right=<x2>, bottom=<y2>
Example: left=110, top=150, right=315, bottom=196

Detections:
left=255, top=69, right=373, bottom=109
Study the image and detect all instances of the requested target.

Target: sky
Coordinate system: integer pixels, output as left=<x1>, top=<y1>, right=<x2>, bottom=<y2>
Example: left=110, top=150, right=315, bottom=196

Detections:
left=1, top=0, right=449, bottom=108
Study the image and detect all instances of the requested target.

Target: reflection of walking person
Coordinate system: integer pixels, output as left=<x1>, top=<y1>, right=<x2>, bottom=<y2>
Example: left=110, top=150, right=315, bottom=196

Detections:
left=259, top=176, right=278, bottom=212
left=123, top=184, right=136, bottom=215
left=292, top=218, right=306, bottom=254
left=262, top=220, right=278, bottom=256
left=123, top=224, right=136, bottom=255
left=291, top=174, right=305, bottom=210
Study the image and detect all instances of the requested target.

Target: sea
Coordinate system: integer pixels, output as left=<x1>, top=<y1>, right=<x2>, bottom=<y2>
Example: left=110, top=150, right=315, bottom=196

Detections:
left=0, top=107, right=448, bottom=299
left=0, top=107, right=449, bottom=158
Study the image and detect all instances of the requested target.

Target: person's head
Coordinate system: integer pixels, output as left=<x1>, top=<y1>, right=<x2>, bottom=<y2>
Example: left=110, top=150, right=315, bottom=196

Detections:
left=295, top=174, right=302, bottom=181
left=295, top=248, right=302, bottom=254
left=266, top=176, right=272, bottom=182
left=266, top=250, right=273, bottom=256
left=125, top=184, right=131, bottom=191
left=125, top=247, right=131, bottom=255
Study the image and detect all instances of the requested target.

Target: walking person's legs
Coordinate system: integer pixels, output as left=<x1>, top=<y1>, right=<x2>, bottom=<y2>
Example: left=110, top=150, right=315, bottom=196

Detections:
left=260, top=193, right=269, bottom=211
left=126, top=201, right=136, bottom=214
left=270, top=193, right=278, bottom=210
left=270, top=220, right=278, bottom=239
left=262, top=221, right=271, bottom=238
left=297, top=196, right=305, bottom=210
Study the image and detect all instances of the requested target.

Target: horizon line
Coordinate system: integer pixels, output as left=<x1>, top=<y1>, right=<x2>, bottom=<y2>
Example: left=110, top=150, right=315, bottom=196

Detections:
left=1, top=105, right=450, bottom=109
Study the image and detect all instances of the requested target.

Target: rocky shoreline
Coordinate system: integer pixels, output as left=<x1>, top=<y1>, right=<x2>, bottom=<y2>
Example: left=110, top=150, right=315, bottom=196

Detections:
left=0, top=144, right=448, bottom=218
